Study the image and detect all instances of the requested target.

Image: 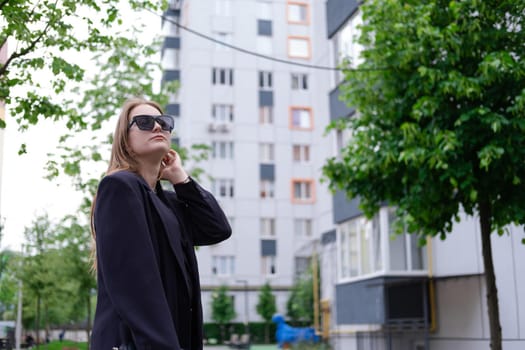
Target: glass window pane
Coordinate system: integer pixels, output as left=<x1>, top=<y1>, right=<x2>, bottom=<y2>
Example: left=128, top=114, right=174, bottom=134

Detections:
left=288, top=4, right=307, bottom=22
left=410, top=234, right=425, bottom=270
left=289, top=38, right=309, bottom=58
left=389, top=210, right=407, bottom=270
left=294, top=182, right=301, bottom=198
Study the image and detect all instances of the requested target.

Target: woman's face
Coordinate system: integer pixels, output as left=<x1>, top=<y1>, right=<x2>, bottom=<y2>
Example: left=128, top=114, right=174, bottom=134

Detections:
left=127, top=104, right=171, bottom=160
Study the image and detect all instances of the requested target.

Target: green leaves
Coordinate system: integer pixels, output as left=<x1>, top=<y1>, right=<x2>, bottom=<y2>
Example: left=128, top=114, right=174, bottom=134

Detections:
left=323, top=0, right=525, bottom=239
left=211, top=285, right=236, bottom=325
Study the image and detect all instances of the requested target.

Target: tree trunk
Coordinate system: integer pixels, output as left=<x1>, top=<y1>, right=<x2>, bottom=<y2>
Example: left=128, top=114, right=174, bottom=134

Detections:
left=36, top=295, right=41, bottom=349
left=44, top=302, right=49, bottom=349
left=86, top=294, right=92, bottom=350
left=479, top=200, right=502, bottom=350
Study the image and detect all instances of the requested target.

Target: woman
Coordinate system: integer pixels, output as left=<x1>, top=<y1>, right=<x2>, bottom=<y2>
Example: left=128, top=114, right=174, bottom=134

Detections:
left=91, top=98, right=231, bottom=350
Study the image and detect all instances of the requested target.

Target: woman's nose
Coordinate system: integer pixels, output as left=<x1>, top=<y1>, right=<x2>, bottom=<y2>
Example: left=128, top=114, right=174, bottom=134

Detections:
left=152, top=121, right=162, bottom=132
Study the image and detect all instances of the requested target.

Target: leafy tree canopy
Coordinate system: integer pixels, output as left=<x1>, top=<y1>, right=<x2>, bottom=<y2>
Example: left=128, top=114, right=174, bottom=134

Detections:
left=211, top=285, right=236, bottom=325
left=256, top=282, right=277, bottom=323
left=324, top=0, right=525, bottom=240
left=323, top=2, right=525, bottom=349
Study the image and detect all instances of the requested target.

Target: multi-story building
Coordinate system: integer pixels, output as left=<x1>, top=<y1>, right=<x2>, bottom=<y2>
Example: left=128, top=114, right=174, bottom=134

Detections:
left=322, top=1, right=525, bottom=350
left=160, top=0, right=333, bottom=324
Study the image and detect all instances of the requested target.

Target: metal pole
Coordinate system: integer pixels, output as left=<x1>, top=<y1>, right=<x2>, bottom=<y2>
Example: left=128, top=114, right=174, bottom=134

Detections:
left=15, top=280, right=22, bottom=350
left=244, top=283, right=249, bottom=334
left=236, top=280, right=249, bottom=334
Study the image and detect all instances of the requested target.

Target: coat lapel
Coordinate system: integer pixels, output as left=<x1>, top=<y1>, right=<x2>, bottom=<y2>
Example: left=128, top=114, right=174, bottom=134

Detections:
left=146, top=186, right=192, bottom=296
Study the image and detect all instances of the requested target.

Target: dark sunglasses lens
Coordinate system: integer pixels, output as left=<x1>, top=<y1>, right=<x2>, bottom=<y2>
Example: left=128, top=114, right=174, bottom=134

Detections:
left=135, top=116, right=155, bottom=130
left=158, top=116, right=174, bottom=131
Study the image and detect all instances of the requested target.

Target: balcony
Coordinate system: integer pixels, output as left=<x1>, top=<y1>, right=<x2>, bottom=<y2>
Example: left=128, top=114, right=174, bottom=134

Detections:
left=208, top=122, right=232, bottom=133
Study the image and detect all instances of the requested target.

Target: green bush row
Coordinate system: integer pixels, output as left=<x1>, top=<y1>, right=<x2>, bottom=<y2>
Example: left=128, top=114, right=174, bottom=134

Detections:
left=203, top=322, right=277, bottom=344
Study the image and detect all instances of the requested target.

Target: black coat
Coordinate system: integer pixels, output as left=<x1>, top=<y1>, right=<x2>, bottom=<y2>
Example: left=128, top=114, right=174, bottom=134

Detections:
left=91, top=170, right=231, bottom=350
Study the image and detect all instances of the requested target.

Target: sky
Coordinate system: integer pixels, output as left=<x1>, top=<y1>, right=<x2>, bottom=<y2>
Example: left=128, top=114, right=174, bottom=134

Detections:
left=0, top=6, right=160, bottom=251
left=0, top=120, right=87, bottom=251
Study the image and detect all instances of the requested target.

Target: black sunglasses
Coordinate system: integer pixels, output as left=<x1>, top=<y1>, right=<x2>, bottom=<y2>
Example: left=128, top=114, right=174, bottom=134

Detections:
left=128, top=114, right=174, bottom=132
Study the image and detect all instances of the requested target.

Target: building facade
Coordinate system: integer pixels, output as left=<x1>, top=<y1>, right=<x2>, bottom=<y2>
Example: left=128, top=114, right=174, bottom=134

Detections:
left=160, top=0, right=333, bottom=324
left=323, top=1, right=525, bottom=350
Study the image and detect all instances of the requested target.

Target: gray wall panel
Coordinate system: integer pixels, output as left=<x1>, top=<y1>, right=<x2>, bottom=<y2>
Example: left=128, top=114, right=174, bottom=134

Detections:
left=163, top=36, right=180, bottom=51
left=321, top=229, right=336, bottom=245
left=329, top=85, right=355, bottom=121
left=166, top=103, right=180, bottom=116
left=261, top=239, right=276, bottom=256
left=260, top=164, right=275, bottom=180
left=259, top=90, right=274, bottom=106
left=162, top=69, right=180, bottom=83
left=257, top=20, right=272, bottom=36
left=333, top=190, right=362, bottom=224
left=336, top=277, right=385, bottom=324
left=326, top=0, right=360, bottom=38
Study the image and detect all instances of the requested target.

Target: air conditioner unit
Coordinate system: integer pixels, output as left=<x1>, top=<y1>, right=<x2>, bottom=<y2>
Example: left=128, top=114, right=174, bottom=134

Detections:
left=218, top=123, right=231, bottom=132
left=208, top=123, right=218, bottom=132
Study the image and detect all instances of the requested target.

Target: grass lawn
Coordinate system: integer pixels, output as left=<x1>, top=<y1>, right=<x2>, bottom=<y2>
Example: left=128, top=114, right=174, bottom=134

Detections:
left=251, top=345, right=279, bottom=350
left=35, top=340, right=87, bottom=350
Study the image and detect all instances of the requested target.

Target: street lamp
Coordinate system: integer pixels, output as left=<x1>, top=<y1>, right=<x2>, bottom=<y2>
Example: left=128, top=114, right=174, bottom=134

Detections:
left=236, top=280, right=249, bottom=334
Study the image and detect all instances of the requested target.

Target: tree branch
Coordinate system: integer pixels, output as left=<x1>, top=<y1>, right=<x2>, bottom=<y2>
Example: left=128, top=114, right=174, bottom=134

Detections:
left=0, top=1, right=58, bottom=77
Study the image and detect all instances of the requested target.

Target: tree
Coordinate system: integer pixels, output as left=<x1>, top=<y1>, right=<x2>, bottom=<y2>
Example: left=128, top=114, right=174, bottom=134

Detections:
left=256, top=282, right=277, bottom=343
left=286, top=270, right=314, bottom=325
left=55, top=215, right=97, bottom=350
left=211, top=285, right=236, bottom=343
left=0, top=0, right=165, bottom=131
left=322, top=1, right=525, bottom=350
left=20, top=214, right=60, bottom=347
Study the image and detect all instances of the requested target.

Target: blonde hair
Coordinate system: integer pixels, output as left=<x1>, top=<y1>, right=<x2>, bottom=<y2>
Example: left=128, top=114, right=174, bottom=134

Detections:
left=90, top=97, right=164, bottom=272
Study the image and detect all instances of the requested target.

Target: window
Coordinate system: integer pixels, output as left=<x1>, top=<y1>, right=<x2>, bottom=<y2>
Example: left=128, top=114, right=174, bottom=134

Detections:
left=212, top=68, right=234, bottom=86
left=212, top=104, right=234, bottom=122
left=260, top=218, right=275, bottom=237
left=295, top=257, right=310, bottom=278
left=337, top=208, right=426, bottom=281
left=162, top=16, right=180, bottom=36
left=291, top=179, right=315, bottom=203
left=214, top=32, right=232, bottom=51
left=162, top=48, right=180, bottom=70
left=257, top=1, right=272, bottom=19
left=291, top=73, right=308, bottom=90
left=212, top=255, right=235, bottom=276
left=212, top=179, right=235, bottom=198
left=212, top=141, right=234, bottom=159
left=260, top=180, right=275, bottom=198
left=333, top=10, right=363, bottom=84
left=260, top=143, right=274, bottom=163
left=388, top=208, right=425, bottom=271
left=290, top=107, right=313, bottom=130
left=294, top=218, right=312, bottom=237
left=257, top=37, right=273, bottom=55
left=292, top=144, right=310, bottom=162
left=261, top=256, right=276, bottom=275
left=259, top=71, right=273, bottom=90
left=288, top=36, right=311, bottom=59
left=259, top=106, right=274, bottom=124
left=287, top=2, right=309, bottom=24
left=215, top=0, right=231, bottom=16
left=338, top=215, right=378, bottom=277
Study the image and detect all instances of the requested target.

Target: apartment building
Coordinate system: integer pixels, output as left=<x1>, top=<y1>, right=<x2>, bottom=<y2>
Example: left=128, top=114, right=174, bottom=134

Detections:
left=322, top=1, right=525, bottom=350
left=160, top=0, right=333, bottom=323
